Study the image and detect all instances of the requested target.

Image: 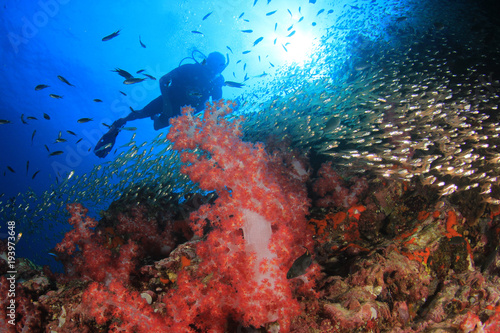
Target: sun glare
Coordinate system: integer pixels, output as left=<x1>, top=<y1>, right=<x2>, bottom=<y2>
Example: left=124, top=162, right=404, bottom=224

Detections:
left=280, top=29, right=315, bottom=65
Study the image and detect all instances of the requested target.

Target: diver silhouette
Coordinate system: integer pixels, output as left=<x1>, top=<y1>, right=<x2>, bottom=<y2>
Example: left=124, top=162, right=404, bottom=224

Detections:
left=94, top=51, right=227, bottom=158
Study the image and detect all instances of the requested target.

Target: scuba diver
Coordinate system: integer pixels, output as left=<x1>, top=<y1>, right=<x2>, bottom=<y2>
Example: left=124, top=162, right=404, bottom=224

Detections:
left=94, top=51, right=228, bottom=158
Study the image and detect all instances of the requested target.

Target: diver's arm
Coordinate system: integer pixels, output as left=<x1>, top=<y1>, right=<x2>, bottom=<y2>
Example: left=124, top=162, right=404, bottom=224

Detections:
left=211, top=75, right=224, bottom=100
left=212, top=85, right=223, bottom=100
left=212, top=75, right=224, bottom=101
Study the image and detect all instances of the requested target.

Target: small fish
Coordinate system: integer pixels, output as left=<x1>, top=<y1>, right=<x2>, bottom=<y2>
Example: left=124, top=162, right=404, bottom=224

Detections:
left=287, top=30, right=296, bottom=37
left=253, top=37, right=264, bottom=46
left=242, top=50, right=251, bottom=55
left=354, top=62, right=370, bottom=71
left=54, top=138, right=67, bottom=143
left=49, top=94, right=63, bottom=99
left=328, top=9, right=333, bottom=14
left=267, top=0, right=271, bottom=3
left=287, top=24, right=294, bottom=31
left=241, top=29, right=253, bottom=33
left=31, top=130, right=36, bottom=144
left=26, top=116, right=37, bottom=120
left=298, top=16, right=304, bottom=22
left=57, top=75, right=74, bottom=86
left=94, top=143, right=113, bottom=153
left=269, top=62, right=274, bottom=67
left=202, top=11, right=212, bottom=20
left=44, top=145, right=50, bottom=152
left=253, top=0, right=257, bottom=6
left=396, top=16, right=407, bottom=22
left=287, top=248, right=313, bottom=279
left=189, top=91, right=203, bottom=98
left=139, top=36, right=146, bottom=48
left=93, top=98, right=103, bottom=102
left=43, top=113, right=50, bottom=120
left=119, top=91, right=127, bottom=96
left=274, top=38, right=277, bottom=45
left=121, top=127, right=137, bottom=131
left=32, top=170, right=40, bottom=180
left=266, top=10, right=277, bottom=16
left=243, top=63, right=247, bottom=71
left=255, top=72, right=268, bottom=78
left=123, top=78, right=146, bottom=84
left=21, top=114, right=27, bottom=124
left=102, top=123, right=112, bottom=129
left=66, top=130, right=76, bottom=136
left=49, top=151, right=64, bottom=156
left=26, top=161, right=29, bottom=175
left=191, top=30, right=204, bottom=35
left=226, top=46, right=233, bottom=53
left=317, top=9, right=325, bottom=15
left=287, top=9, right=292, bottom=17
left=274, top=23, right=278, bottom=31
left=142, top=73, right=156, bottom=80
left=224, top=81, right=245, bottom=88
left=112, top=68, right=133, bottom=79
left=76, top=138, right=82, bottom=144
left=238, top=12, right=244, bottom=19
left=282, top=44, right=288, bottom=52
left=325, top=116, right=341, bottom=131
left=77, top=118, right=93, bottom=123
left=35, top=84, right=49, bottom=90
left=129, top=106, right=138, bottom=113
left=102, top=30, right=120, bottom=41
left=136, top=69, right=145, bottom=73
left=7, top=166, right=15, bottom=173
left=15, top=232, right=22, bottom=244
left=309, top=0, right=316, bottom=3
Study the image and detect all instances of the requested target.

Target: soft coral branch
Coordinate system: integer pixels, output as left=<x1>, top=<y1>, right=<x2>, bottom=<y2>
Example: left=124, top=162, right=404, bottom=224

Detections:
left=166, top=100, right=315, bottom=331
left=55, top=203, right=138, bottom=284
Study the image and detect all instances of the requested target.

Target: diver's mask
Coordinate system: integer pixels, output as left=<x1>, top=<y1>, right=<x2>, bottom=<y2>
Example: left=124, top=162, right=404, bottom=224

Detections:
left=206, top=52, right=229, bottom=74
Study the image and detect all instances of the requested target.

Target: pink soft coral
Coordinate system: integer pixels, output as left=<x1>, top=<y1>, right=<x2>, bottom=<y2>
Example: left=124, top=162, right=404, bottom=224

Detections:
left=55, top=203, right=138, bottom=284
left=312, top=161, right=368, bottom=208
left=166, top=100, right=315, bottom=331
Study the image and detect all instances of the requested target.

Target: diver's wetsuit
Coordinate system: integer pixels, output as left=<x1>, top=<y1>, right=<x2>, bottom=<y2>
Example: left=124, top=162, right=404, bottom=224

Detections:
left=124, top=63, right=224, bottom=129
left=94, top=61, right=224, bottom=158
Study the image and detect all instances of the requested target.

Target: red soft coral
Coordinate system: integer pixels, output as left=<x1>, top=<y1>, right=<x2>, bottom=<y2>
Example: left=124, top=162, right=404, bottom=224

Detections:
left=82, top=281, right=166, bottom=332
left=55, top=203, right=138, bottom=284
left=312, top=161, right=368, bottom=208
left=165, top=100, right=315, bottom=331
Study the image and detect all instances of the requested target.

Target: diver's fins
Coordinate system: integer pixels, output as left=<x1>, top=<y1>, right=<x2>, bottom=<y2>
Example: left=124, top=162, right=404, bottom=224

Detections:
left=94, top=127, right=119, bottom=158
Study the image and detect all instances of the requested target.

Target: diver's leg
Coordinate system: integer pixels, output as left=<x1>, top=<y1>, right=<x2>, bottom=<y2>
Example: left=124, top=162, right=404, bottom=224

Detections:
left=94, top=96, right=162, bottom=158
left=124, top=96, right=163, bottom=122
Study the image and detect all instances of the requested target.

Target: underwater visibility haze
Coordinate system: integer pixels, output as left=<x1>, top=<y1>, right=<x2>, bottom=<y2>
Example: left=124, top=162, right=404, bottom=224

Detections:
left=1, top=0, right=500, bottom=332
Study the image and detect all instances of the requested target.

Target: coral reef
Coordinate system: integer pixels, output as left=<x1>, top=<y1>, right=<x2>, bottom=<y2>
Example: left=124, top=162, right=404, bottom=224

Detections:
left=2, top=101, right=500, bottom=332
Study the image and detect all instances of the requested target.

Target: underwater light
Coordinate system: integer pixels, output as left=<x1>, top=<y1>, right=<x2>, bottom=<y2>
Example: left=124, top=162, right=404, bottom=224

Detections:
left=279, top=29, right=315, bottom=65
